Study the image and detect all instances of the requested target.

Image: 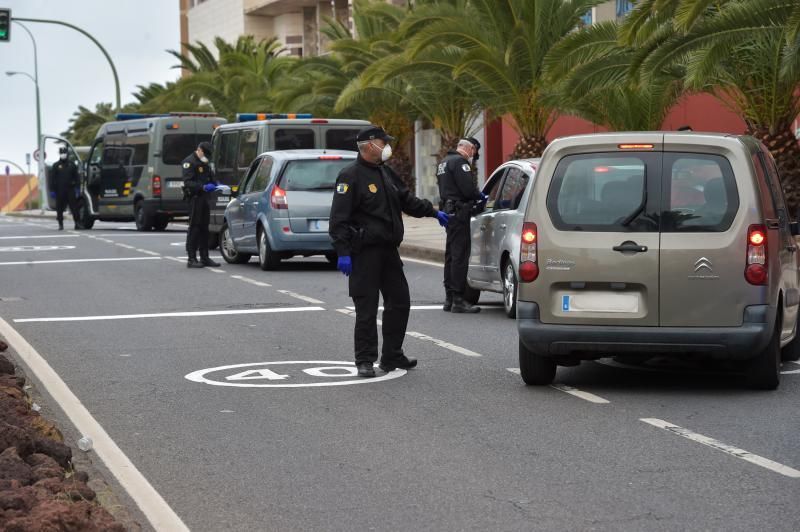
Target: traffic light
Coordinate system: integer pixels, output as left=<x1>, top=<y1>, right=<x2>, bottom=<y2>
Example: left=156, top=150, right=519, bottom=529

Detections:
left=0, top=9, right=10, bottom=43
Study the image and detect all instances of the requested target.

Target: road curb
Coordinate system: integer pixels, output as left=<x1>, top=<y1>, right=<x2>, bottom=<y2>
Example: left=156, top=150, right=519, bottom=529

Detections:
left=5, top=211, right=56, bottom=220
left=399, top=243, right=444, bottom=264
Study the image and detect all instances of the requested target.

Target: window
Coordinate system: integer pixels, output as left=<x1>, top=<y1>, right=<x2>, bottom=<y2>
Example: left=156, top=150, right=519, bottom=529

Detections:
left=274, top=128, right=314, bottom=150
left=758, top=149, right=789, bottom=221
left=496, top=167, right=529, bottom=210
left=325, top=129, right=360, bottom=151
left=662, top=154, right=738, bottom=232
left=124, top=135, right=150, bottom=166
left=616, top=0, right=634, bottom=18
left=547, top=153, right=655, bottom=231
left=246, top=157, right=273, bottom=194
left=237, top=129, right=259, bottom=169
left=217, top=132, right=239, bottom=171
left=278, top=159, right=352, bottom=191
left=162, top=134, right=212, bottom=165
left=102, top=147, right=133, bottom=167
left=580, top=10, right=592, bottom=27
left=481, top=168, right=506, bottom=211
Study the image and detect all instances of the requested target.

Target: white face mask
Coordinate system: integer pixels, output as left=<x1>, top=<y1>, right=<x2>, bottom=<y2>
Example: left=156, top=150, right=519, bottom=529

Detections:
left=373, top=142, right=392, bottom=162
left=200, top=155, right=209, bottom=164
left=59, top=154, right=67, bottom=160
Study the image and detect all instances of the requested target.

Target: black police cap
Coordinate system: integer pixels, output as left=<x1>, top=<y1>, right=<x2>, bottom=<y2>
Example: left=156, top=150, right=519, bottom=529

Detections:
left=198, top=141, right=213, bottom=157
left=356, top=126, right=395, bottom=143
left=465, top=137, right=481, bottom=150
left=58, top=146, right=68, bottom=154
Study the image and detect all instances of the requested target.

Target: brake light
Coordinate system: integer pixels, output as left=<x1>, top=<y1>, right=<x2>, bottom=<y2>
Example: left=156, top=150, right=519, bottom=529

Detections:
left=311, top=119, right=329, bottom=124
left=319, top=155, right=342, bottom=160
left=745, top=224, right=767, bottom=285
left=271, top=184, right=288, bottom=209
left=153, top=175, right=162, bottom=198
left=618, top=144, right=654, bottom=150
left=594, top=166, right=610, bottom=173
left=519, top=222, right=539, bottom=283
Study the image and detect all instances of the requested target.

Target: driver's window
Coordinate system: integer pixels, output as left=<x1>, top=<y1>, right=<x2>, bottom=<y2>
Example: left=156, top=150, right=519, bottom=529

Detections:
left=251, top=157, right=273, bottom=192
left=481, top=169, right=506, bottom=212
left=242, top=158, right=262, bottom=194
left=497, top=167, right=528, bottom=210
left=89, top=140, right=104, bottom=165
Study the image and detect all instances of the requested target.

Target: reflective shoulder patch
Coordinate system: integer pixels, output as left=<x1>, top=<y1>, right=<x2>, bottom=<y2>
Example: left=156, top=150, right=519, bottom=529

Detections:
left=183, top=162, right=191, bottom=169
left=336, top=183, right=349, bottom=194
left=368, top=184, right=378, bottom=193
left=461, top=164, right=471, bottom=172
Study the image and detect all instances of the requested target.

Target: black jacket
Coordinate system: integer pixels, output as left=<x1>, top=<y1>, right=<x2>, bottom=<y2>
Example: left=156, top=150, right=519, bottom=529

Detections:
left=182, top=152, right=215, bottom=226
left=436, top=151, right=481, bottom=203
left=329, top=155, right=437, bottom=256
left=51, top=159, right=79, bottom=191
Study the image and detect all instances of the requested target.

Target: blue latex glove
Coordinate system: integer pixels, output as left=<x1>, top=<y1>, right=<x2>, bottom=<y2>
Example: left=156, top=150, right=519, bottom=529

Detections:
left=436, top=210, right=449, bottom=228
left=337, top=256, right=352, bottom=276
left=74, top=188, right=81, bottom=199
left=479, top=192, right=489, bottom=203
left=203, top=183, right=217, bottom=192
left=49, top=191, right=56, bottom=199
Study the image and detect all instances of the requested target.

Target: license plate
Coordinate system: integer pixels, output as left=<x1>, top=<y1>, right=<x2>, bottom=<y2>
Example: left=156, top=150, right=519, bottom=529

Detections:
left=167, top=181, right=184, bottom=188
left=562, top=292, right=639, bottom=313
left=309, top=219, right=329, bottom=232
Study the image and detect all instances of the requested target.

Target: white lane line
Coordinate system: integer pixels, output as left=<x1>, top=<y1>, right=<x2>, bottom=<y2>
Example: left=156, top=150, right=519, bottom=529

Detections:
left=0, top=257, right=162, bottom=266
left=14, top=306, right=325, bottom=323
left=135, top=249, right=161, bottom=256
left=207, top=268, right=225, bottom=274
left=336, top=308, right=482, bottom=357
left=401, top=256, right=443, bottom=268
left=550, top=383, right=610, bottom=404
left=164, top=256, right=185, bottom=264
left=0, top=235, right=80, bottom=240
left=0, top=318, right=190, bottom=531
left=346, top=305, right=443, bottom=311
left=96, top=238, right=114, bottom=244
left=507, top=368, right=520, bottom=374
left=230, top=275, right=271, bottom=287
left=641, top=418, right=800, bottom=479
left=277, top=289, right=324, bottom=305
left=115, top=243, right=136, bottom=250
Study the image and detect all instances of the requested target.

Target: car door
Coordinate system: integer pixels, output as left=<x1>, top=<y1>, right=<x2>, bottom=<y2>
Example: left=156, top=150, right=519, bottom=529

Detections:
left=469, top=168, right=506, bottom=283
left=241, top=156, right=274, bottom=250
left=488, top=166, right=529, bottom=287
left=228, top=158, right=260, bottom=247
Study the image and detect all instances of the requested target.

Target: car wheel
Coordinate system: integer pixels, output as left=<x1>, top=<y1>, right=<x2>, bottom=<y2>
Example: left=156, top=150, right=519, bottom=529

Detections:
left=152, top=216, right=169, bottom=232
left=220, top=222, right=250, bottom=264
left=134, top=201, right=152, bottom=232
left=745, top=317, right=781, bottom=390
left=208, top=232, right=220, bottom=250
left=519, top=338, right=556, bottom=386
left=257, top=227, right=280, bottom=271
left=78, top=200, right=94, bottom=230
left=502, top=260, right=518, bottom=319
left=462, top=284, right=480, bottom=305
left=780, top=316, right=800, bottom=362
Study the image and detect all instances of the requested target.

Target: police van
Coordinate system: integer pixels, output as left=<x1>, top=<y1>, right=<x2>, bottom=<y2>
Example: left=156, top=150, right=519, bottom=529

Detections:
left=208, top=113, right=370, bottom=245
left=77, top=113, right=226, bottom=230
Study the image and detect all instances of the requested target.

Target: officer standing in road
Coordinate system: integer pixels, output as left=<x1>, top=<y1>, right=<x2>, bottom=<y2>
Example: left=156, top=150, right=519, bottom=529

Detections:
left=182, top=141, right=220, bottom=269
left=329, top=126, right=449, bottom=378
left=51, top=146, right=80, bottom=231
left=437, top=138, right=485, bottom=313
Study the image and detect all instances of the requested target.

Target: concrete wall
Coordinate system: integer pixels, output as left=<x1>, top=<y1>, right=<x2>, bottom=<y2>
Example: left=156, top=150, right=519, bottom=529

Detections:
left=188, top=0, right=246, bottom=49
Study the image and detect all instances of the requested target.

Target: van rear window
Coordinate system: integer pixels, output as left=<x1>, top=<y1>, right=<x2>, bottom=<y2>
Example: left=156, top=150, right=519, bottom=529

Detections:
left=163, top=134, right=211, bottom=165
left=325, top=129, right=359, bottom=151
left=278, top=159, right=352, bottom=191
left=275, top=129, right=315, bottom=150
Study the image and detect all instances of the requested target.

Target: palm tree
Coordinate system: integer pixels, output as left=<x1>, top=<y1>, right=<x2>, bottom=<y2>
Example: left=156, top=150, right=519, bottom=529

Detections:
left=621, top=0, right=800, bottom=208
left=62, top=103, right=127, bottom=146
left=400, top=0, right=605, bottom=158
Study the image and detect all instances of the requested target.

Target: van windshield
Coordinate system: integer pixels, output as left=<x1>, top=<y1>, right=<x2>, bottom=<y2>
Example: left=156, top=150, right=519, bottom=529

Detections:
left=163, top=134, right=212, bottom=165
left=279, top=159, right=353, bottom=191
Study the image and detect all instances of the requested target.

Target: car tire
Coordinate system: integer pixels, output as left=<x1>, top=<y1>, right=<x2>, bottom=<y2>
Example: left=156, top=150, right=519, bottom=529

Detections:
left=462, top=284, right=480, bottom=305
left=519, top=338, right=556, bottom=386
left=257, top=226, right=280, bottom=271
left=134, top=200, right=153, bottom=232
left=780, top=316, right=800, bottom=362
left=745, top=317, right=781, bottom=390
left=152, top=216, right=169, bottom=232
left=77, top=199, right=94, bottom=230
left=208, top=232, right=220, bottom=250
left=502, top=260, right=518, bottom=319
left=220, top=222, right=250, bottom=264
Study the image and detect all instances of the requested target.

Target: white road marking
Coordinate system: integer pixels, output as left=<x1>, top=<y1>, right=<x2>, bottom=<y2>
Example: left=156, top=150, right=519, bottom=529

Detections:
left=0, top=245, right=76, bottom=252
left=401, top=256, right=443, bottom=268
left=207, top=268, right=225, bottom=274
left=0, top=234, right=80, bottom=239
left=550, top=383, right=610, bottom=404
left=0, top=318, right=190, bottom=531
left=641, top=418, right=800, bottom=479
left=277, top=289, right=324, bottom=305
left=346, top=305, right=444, bottom=311
left=115, top=243, right=136, bottom=250
left=14, top=306, right=325, bottom=323
left=230, top=275, right=271, bottom=287
left=0, top=257, right=162, bottom=266
left=97, top=238, right=114, bottom=243
left=164, top=256, right=185, bottom=264
left=135, top=249, right=161, bottom=256
left=506, top=368, right=520, bottom=374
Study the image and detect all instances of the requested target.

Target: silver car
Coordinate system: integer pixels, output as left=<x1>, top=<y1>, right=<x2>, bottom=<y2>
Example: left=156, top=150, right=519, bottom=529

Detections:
left=466, top=159, right=539, bottom=318
left=220, top=150, right=356, bottom=269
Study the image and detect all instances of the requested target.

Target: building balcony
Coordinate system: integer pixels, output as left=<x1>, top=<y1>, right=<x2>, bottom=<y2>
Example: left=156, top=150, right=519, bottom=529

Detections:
left=244, top=0, right=321, bottom=16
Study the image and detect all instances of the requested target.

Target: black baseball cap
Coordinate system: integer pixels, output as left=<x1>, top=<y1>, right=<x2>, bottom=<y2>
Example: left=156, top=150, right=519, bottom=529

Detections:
left=465, top=137, right=481, bottom=150
left=356, top=126, right=395, bottom=143
left=198, top=141, right=213, bottom=157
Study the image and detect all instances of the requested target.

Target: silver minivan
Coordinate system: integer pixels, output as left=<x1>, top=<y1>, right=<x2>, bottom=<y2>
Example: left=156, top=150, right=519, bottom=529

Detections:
left=516, top=133, right=800, bottom=389
left=466, top=158, right=539, bottom=318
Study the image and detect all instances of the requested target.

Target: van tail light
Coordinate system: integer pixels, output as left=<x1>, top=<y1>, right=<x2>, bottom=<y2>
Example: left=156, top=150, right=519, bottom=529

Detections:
left=153, top=176, right=162, bottom=198
left=519, top=222, right=539, bottom=283
left=745, top=224, right=767, bottom=285
left=271, top=184, right=288, bottom=209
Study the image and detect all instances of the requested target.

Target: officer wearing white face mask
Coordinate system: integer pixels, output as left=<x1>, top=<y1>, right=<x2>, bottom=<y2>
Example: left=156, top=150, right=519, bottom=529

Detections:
left=182, top=141, right=220, bottom=268
left=51, top=146, right=80, bottom=231
left=329, top=126, right=450, bottom=378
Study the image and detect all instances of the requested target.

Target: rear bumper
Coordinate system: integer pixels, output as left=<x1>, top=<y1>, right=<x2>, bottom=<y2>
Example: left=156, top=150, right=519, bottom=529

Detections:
left=516, top=301, right=774, bottom=361
left=268, top=224, right=333, bottom=254
left=143, top=198, right=188, bottom=218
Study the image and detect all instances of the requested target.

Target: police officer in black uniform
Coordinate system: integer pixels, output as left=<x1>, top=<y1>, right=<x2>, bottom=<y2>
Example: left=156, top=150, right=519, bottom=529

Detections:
left=51, top=146, right=80, bottom=231
left=182, top=141, right=220, bottom=269
left=329, top=126, right=450, bottom=378
left=437, top=138, right=485, bottom=313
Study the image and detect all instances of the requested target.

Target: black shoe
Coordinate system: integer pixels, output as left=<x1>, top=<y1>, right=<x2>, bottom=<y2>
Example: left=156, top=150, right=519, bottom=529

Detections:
left=58, top=224, right=64, bottom=231
left=379, top=356, right=418, bottom=372
left=451, top=295, right=480, bottom=314
left=357, top=363, right=376, bottom=378
left=443, top=294, right=453, bottom=312
left=187, top=258, right=205, bottom=269
left=201, top=258, right=221, bottom=268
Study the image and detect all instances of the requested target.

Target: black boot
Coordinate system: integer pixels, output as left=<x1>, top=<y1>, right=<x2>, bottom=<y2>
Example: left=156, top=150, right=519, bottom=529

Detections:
left=187, top=257, right=205, bottom=269
left=357, top=363, right=376, bottom=378
left=201, top=256, right=220, bottom=267
left=451, top=294, right=480, bottom=314
left=443, top=293, right=453, bottom=312
left=58, top=222, right=64, bottom=231
left=379, top=355, right=418, bottom=372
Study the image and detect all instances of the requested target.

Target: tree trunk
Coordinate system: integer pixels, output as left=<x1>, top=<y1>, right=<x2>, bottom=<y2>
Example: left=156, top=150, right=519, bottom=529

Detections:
left=511, top=135, right=548, bottom=160
left=386, top=144, right=415, bottom=193
left=749, top=125, right=800, bottom=212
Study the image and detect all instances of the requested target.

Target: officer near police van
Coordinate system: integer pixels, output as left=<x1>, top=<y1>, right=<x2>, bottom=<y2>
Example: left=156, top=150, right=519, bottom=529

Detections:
left=51, top=146, right=80, bottom=231
left=436, top=138, right=485, bottom=313
left=182, top=141, right=220, bottom=269
left=329, top=126, right=450, bottom=378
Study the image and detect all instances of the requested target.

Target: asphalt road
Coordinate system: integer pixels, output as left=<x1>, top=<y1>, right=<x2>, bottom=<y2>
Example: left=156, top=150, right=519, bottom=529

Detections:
left=1, top=214, right=799, bottom=532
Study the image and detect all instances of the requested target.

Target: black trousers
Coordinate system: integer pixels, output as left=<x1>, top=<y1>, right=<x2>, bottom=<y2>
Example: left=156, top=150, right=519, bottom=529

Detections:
left=350, top=245, right=411, bottom=365
left=186, top=224, right=210, bottom=260
left=443, top=212, right=471, bottom=295
left=55, top=188, right=78, bottom=227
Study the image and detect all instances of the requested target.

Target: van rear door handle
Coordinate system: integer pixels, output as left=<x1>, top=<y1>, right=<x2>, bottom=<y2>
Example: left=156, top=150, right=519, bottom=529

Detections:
left=613, top=241, right=648, bottom=253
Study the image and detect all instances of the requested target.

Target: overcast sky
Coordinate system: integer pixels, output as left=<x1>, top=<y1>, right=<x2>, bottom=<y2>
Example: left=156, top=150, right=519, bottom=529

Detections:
left=0, top=0, right=181, bottom=172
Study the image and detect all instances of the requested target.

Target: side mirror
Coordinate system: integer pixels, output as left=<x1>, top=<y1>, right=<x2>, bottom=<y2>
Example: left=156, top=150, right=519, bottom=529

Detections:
left=790, top=221, right=800, bottom=237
